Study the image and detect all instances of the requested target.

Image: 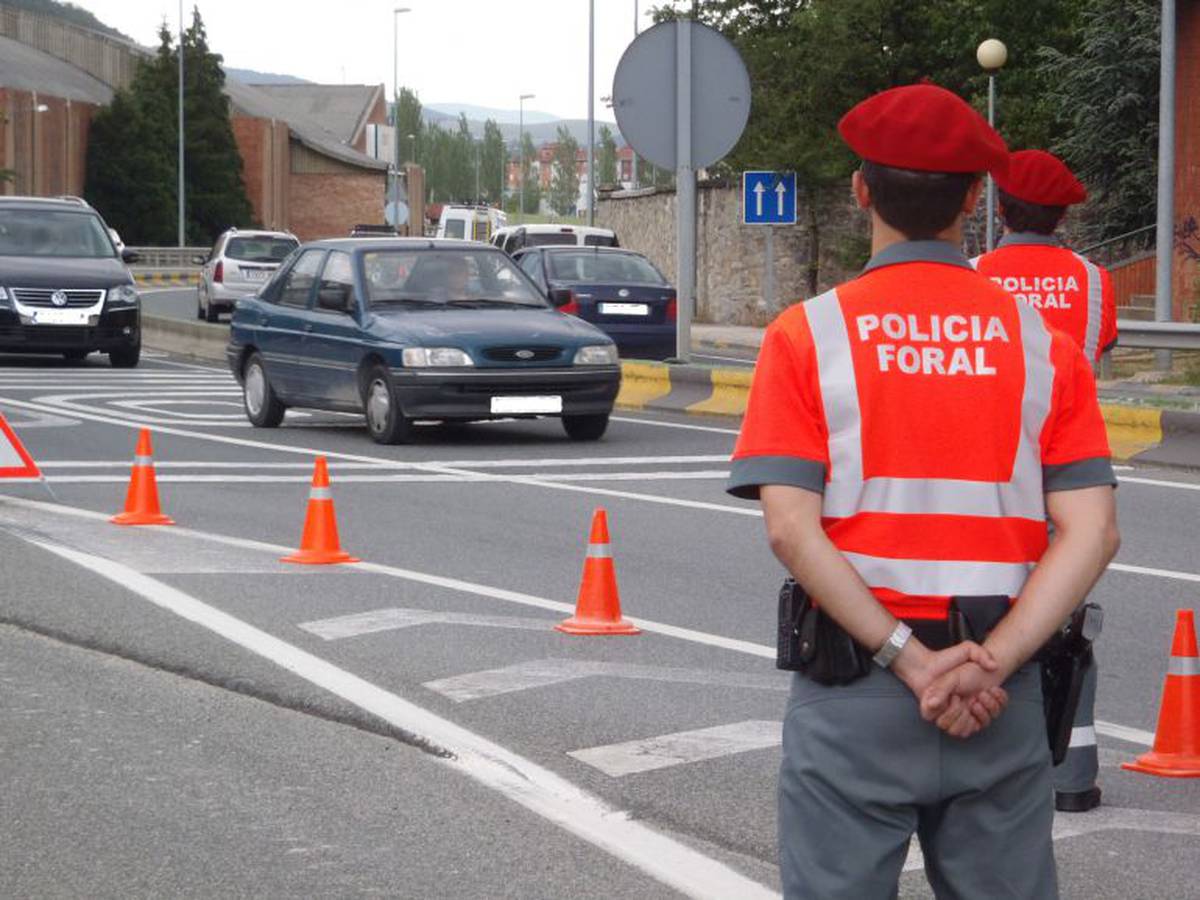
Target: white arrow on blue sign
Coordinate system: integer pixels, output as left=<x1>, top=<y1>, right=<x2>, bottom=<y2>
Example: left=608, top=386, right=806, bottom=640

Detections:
left=742, top=171, right=797, bottom=225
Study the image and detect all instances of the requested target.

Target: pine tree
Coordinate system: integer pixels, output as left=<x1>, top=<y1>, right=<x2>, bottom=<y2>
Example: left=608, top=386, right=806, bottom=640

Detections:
left=480, top=120, right=507, bottom=205
left=549, top=126, right=580, bottom=216
left=520, top=132, right=541, bottom=214
left=597, top=125, right=618, bottom=187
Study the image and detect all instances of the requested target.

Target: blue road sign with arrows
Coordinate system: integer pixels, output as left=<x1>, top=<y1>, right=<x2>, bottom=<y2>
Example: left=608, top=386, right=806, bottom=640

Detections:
left=742, top=171, right=797, bottom=225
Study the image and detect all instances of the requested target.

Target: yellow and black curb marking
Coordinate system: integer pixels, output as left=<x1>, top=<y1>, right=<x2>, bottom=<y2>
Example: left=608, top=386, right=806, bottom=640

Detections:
left=618, top=360, right=1200, bottom=467
left=133, top=271, right=200, bottom=287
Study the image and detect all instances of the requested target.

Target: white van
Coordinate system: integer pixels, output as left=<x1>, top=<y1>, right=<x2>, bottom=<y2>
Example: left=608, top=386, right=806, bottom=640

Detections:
left=490, top=224, right=619, bottom=255
left=437, top=205, right=507, bottom=243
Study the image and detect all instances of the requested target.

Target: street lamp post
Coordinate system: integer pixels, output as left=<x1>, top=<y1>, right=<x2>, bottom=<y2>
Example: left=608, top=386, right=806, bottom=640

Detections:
left=393, top=7, right=411, bottom=233
left=587, top=0, right=595, bottom=225
left=519, top=93, right=535, bottom=223
left=977, top=38, right=1007, bottom=253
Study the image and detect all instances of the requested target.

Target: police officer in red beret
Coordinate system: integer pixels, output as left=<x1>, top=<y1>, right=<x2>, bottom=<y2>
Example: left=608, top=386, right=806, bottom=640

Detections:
left=974, top=150, right=1115, bottom=814
left=728, top=85, right=1120, bottom=898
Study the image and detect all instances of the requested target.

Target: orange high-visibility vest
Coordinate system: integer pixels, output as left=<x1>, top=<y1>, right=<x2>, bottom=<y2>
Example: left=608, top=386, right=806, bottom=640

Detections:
left=729, top=241, right=1114, bottom=621
left=974, top=233, right=1117, bottom=363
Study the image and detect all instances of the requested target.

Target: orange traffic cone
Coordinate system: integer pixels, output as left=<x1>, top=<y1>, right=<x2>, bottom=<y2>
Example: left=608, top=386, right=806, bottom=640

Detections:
left=110, top=429, right=174, bottom=526
left=556, top=508, right=640, bottom=636
left=281, top=457, right=359, bottom=565
left=1122, top=609, right=1200, bottom=777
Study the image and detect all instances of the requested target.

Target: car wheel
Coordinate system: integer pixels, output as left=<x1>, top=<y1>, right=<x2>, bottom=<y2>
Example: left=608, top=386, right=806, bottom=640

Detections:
left=197, top=290, right=206, bottom=320
left=62, top=349, right=89, bottom=363
left=108, top=342, right=140, bottom=368
left=363, top=365, right=414, bottom=444
left=243, top=352, right=285, bottom=427
left=205, top=297, right=220, bottom=323
left=562, top=413, right=609, bottom=441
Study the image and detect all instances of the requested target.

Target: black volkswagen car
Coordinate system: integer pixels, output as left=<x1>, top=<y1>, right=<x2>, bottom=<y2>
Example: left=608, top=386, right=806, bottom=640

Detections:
left=0, top=197, right=141, bottom=366
left=226, top=239, right=622, bottom=443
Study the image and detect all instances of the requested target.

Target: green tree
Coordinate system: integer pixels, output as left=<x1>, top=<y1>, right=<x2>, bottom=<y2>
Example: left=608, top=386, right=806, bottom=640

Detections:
left=549, top=126, right=581, bottom=216
left=597, top=124, right=618, bottom=187
left=520, top=132, right=542, bottom=214
left=179, top=7, right=254, bottom=242
left=480, top=119, right=507, bottom=205
left=1039, top=0, right=1160, bottom=246
left=394, top=87, right=423, bottom=160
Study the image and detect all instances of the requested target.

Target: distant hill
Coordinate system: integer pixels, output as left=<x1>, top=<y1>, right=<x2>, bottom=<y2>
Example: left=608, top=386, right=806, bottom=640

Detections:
left=426, top=102, right=559, bottom=126
left=226, top=68, right=312, bottom=86
left=418, top=104, right=623, bottom=148
left=4, top=0, right=130, bottom=40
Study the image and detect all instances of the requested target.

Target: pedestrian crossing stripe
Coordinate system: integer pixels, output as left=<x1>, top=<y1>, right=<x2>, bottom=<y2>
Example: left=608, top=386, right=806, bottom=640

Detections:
left=0, top=413, right=41, bottom=480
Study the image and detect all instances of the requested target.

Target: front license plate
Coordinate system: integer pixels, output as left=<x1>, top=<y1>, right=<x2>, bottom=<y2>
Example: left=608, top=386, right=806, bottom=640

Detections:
left=491, top=395, right=563, bottom=415
left=599, top=302, right=649, bottom=316
left=31, top=308, right=88, bottom=325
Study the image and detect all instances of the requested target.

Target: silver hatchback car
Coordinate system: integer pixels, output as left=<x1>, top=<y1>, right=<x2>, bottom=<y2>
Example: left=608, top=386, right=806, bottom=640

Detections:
left=195, top=228, right=299, bottom=322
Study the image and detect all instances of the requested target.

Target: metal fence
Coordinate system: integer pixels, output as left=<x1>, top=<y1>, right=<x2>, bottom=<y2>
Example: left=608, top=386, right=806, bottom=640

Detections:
left=1113, top=319, right=1200, bottom=351
left=126, top=247, right=208, bottom=269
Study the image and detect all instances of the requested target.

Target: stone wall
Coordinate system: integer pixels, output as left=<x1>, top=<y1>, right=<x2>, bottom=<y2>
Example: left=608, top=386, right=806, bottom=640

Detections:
left=595, top=183, right=867, bottom=325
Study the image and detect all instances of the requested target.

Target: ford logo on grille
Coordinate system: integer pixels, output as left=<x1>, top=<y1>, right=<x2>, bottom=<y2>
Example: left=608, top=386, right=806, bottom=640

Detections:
left=50, top=290, right=69, bottom=307
left=618, top=289, right=630, bottom=298
left=515, top=349, right=536, bottom=360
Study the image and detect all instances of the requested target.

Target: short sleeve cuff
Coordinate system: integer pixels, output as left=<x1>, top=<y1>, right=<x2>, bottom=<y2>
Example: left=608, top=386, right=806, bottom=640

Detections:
left=1043, top=457, right=1117, bottom=492
left=726, top=455, right=826, bottom=500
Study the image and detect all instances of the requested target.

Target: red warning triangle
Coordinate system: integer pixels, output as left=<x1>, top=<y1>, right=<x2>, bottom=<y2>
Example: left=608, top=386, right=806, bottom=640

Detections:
left=0, top=413, right=42, bottom=480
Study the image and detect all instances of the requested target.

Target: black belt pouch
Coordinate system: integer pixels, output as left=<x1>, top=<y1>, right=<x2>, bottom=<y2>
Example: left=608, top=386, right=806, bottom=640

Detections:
left=776, top=579, right=871, bottom=685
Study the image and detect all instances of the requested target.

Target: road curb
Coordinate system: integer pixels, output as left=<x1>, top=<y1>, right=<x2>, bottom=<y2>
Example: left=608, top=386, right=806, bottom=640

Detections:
left=133, top=270, right=200, bottom=287
left=142, top=313, right=227, bottom=363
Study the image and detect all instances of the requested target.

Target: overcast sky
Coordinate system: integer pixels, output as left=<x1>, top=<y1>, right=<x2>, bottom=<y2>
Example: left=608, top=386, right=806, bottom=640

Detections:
left=77, top=0, right=665, bottom=121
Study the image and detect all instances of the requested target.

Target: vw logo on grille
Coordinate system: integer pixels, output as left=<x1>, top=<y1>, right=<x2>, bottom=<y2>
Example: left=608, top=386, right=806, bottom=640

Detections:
left=50, top=290, right=69, bottom=307
left=515, top=349, right=536, bottom=360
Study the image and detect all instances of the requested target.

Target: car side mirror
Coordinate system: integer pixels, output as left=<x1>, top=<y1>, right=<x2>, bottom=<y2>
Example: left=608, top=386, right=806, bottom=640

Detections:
left=191, top=254, right=207, bottom=266
left=317, top=284, right=354, bottom=313
left=547, top=288, right=573, bottom=308
left=121, top=248, right=140, bottom=264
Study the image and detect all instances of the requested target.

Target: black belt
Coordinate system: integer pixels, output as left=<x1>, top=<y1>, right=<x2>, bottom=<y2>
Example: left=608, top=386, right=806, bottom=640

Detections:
left=905, top=596, right=1013, bottom=651
left=906, top=619, right=956, bottom=651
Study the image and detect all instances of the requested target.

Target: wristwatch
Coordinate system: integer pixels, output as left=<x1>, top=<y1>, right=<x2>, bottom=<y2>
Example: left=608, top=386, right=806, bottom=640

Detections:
left=872, top=621, right=913, bottom=669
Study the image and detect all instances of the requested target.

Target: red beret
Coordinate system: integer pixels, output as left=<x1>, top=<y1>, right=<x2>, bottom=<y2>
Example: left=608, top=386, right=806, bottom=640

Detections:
left=838, top=84, right=1009, bottom=176
left=995, top=149, right=1087, bottom=206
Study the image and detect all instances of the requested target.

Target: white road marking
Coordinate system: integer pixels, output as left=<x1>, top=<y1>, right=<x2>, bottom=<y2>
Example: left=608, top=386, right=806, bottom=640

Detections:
left=423, top=658, right=787, bottom=703
left=610, top=415, right=740, bottom=435
left=1119, top=475, right=1200, bottom=492
left=21, top=536, right=778, bottom=900
left=1108, top=562, right=1200, bottom=584
left=1095, top=720, right=1154, bottom=746
left=0, top=496, right=776, bottom=660
left=692, top=353, right=757, bottom=365
left=568, top=720, right=781, bottom=777
left=44, top=470, right=731, bottom=485
left=300, top=607, right=556, bottom=640
left=0, top=407, right=80, bottom=428
left=34, top=454, right=731, bottom=470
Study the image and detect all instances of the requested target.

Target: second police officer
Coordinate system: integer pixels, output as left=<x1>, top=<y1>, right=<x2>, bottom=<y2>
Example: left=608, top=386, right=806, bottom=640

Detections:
left=974, top=149, right=1118, bottom=813
left=728, top=84, right=1121, bottom=898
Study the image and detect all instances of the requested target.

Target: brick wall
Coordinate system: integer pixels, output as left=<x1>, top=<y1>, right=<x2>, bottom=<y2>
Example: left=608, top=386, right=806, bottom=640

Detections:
left=0, top=87, right=95, bottom=197
left=1173, top=2, right=1200, bottom=320
left=232, top=115, right=290, bottom=231
left=289, top=171, right=385, bottom=241
left=1110, top=253, right=1157, bottom=308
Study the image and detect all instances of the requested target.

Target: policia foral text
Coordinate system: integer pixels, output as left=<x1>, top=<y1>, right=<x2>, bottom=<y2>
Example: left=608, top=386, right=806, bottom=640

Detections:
left=727, top=85, right=1120, bottom=899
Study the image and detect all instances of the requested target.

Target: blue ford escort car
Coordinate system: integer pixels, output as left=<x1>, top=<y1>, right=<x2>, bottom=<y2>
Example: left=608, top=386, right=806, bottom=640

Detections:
left=226, top=239, right=621, bottom=443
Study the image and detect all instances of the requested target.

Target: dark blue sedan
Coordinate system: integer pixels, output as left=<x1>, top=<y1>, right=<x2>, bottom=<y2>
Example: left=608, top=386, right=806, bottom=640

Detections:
left=513, top=247, right=676, bottom=360
left=226, top=239, right=621, bottom=443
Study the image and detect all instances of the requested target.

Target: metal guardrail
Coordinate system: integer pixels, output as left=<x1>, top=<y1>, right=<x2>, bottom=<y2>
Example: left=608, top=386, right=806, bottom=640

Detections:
left=126, top=246, right=209, bottom=268
left=1115, top=320, right=1200, bottom=351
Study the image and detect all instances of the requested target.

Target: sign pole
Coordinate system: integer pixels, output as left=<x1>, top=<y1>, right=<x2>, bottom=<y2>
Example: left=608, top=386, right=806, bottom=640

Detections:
left=674, top=18, right=694, bottom=363
left=764, top=224, right=775, bottom=315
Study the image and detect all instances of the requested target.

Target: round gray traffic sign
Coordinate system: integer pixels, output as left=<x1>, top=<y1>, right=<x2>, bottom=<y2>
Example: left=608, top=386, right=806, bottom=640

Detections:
left=612, top=20, right=751, bottom=170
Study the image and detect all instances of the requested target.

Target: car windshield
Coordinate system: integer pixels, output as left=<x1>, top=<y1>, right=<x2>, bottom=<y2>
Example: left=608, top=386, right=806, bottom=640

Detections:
left=363, top=249, right=548, bottom=309
left=0, top=209, right=116, bottom=258
left=548, top=251, right=666, bottom=285
left=225, top=237, right=298, bottom=263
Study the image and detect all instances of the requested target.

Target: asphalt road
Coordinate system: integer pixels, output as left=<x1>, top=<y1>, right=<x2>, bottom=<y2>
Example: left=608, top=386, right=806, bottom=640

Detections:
left=0, top=350, right=1197, bottom=898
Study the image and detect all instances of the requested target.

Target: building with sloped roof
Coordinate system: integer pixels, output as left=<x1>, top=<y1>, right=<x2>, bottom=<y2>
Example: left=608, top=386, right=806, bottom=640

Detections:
left=0, top=3, right=391, bottom=242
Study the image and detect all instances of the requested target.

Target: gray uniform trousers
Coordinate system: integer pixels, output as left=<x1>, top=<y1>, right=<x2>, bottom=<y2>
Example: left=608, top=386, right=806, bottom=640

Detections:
left=779, top=663, right=1058, bottom=899
left=1053, top=651, right=1099, bottom=793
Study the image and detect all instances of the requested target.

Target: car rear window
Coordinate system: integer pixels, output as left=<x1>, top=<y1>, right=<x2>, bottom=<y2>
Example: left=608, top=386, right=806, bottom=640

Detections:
left=525, top=233, right=578, bottom=247
left=0, top=209, right=115, bottom=258
left=583, top=234, right=618, bottom=247
left=548, top=252, right=666, bottom=285
left=225, top=237, right=298, bottom=263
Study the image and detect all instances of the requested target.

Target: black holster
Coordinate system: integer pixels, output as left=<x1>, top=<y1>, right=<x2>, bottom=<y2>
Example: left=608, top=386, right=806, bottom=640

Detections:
left=1040, top=603, right=1102, bottom=765
left=776, top=579, right=872, bottom=685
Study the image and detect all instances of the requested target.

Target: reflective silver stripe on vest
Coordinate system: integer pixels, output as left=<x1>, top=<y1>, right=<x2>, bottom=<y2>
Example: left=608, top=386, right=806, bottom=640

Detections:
left=586, top=544, right=613, bottom=559
left=841, top=552, right=1034, bottom=597
left=1073, top=252, right=1104, bottom=361
left=1168, top=656, right=1200, bottom=676
left=805, top=289, right=862, bottom=482
left=133, top=455, right=154, bottom=466
left=309, top=486, right=333, bottom=500
left=806, top=292, right=1054, bottom=524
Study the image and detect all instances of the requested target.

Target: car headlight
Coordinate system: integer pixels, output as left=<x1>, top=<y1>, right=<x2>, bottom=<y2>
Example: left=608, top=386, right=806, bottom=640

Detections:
left=401, top=347, right=474, bottom=367
left=573, top=344, right=618, bottom=366
left=0, top=287, right=9, bottom=309
left=106, top=285, right=139, bottom=306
